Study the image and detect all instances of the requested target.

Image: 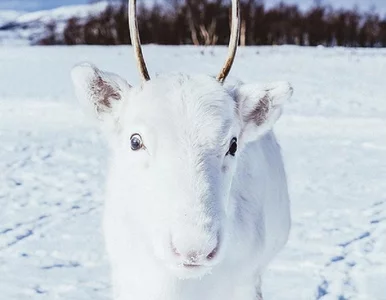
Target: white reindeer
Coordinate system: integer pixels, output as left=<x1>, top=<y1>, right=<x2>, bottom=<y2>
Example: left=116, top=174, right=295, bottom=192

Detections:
left=71, top=0, right=293, bottom=299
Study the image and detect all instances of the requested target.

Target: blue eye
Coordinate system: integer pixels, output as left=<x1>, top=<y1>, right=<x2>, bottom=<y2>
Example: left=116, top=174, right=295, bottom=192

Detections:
left=130, top=134, right=143, bottom=151
left=226, top=137, right=237, bottom=156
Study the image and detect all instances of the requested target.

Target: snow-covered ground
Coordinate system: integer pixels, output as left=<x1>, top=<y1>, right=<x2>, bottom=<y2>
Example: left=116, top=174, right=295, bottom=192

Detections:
left=0, top=45, right=385, bottom=300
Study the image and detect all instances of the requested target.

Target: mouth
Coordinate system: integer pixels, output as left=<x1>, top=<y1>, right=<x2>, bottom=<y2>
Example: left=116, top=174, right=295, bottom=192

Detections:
left=182, top=263, right=203, bottom=269
left=166, top=262, right=212, bottom=279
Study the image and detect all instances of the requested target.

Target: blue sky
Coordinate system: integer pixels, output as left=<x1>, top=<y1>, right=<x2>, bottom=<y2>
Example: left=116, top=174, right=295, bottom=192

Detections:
left=0, top=0, right=385, bottom=14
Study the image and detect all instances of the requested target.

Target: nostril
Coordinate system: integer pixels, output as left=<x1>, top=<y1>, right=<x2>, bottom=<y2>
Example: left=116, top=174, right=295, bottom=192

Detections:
left=170, top=235, right=221, bottom=262
left=206, top=245, right=218, bottom=260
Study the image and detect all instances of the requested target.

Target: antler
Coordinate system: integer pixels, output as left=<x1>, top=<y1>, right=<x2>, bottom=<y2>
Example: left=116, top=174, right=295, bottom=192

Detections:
left=128, top=0, right=239, bottom=83
left=216, top=0, right=240, bottom=83
left=128, top=0, right=150, bottom=81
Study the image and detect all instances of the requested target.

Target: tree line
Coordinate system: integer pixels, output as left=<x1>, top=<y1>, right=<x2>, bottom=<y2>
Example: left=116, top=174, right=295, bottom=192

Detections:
left=40, top=0, right=386, bottom=47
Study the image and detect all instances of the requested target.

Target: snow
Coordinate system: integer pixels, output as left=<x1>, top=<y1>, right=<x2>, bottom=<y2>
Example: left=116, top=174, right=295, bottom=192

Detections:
left=265, top=0, right=386, bottom=14
left=0, top=10, right=24, bottom=27
left=15, top=1, right=109, bottom=23
left=0, top=2, right=110, bottom=45
left=0, top=45, right=385, bottom=299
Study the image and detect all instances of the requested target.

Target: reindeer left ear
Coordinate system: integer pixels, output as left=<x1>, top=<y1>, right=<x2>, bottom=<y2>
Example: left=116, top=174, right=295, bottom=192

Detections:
left=71, top=63, right=131, bottom=132
left=236, top=82, right=293, bottom=144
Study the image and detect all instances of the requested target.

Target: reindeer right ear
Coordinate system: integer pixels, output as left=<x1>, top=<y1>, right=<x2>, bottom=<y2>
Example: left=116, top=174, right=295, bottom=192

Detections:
left=71, top=63, right=130, bottom=130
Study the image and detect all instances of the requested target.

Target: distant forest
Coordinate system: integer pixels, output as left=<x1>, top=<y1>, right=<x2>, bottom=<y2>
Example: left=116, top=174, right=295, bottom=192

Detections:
left=41, top=0, right=386, bottom=47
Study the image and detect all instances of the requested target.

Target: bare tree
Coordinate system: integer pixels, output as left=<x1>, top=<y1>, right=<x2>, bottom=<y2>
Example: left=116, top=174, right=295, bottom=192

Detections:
left=55, top=0, right=386, bottom=48
left=186, top=0, right=220, bottom=46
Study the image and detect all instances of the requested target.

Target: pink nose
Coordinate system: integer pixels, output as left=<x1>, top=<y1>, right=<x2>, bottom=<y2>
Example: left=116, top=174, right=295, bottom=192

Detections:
left=171, top=241, right=219, bottom=264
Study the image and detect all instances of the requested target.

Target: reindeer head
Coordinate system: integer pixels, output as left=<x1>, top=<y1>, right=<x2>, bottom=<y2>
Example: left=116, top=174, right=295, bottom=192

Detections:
left=71, top=0, right=292, bottom=279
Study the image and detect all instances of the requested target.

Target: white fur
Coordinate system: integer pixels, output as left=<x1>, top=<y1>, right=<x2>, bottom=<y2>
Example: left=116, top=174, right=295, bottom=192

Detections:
left=71, top=63, right=293, bottom=300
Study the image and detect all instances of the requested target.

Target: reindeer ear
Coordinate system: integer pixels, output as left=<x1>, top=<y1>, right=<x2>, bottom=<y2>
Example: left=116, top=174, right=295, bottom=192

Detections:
left=237, top=82, right=293, bottom=144
left=71, top=63, right=130, bottom=130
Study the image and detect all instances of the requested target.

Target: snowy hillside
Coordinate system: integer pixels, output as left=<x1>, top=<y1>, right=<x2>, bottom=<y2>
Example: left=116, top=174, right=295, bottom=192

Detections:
left=0, top=1, right=110, bottom=45
left=0, top=10, right=24, bottom=27
left=0, top=45, right=385, bottom=300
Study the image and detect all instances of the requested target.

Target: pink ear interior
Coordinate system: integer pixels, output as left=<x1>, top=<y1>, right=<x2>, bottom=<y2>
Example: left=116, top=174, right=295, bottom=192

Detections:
left=244, top=93, right=271, bottom=126
left=89, top=74, right=122, bottom=114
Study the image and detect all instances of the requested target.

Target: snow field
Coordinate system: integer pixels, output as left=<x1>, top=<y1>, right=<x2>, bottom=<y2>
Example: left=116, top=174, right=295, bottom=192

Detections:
left=0, top=45, right=385, bottom=299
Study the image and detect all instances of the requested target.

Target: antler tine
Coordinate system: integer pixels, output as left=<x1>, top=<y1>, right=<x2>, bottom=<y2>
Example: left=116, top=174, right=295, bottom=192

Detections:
left=129, top=0, right=150, bottom=81
left=216, top=0, right=240, bottom=83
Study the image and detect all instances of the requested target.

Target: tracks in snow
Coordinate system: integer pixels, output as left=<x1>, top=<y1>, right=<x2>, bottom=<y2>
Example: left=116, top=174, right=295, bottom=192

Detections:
left=316, top=200, right=386, bottom=299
